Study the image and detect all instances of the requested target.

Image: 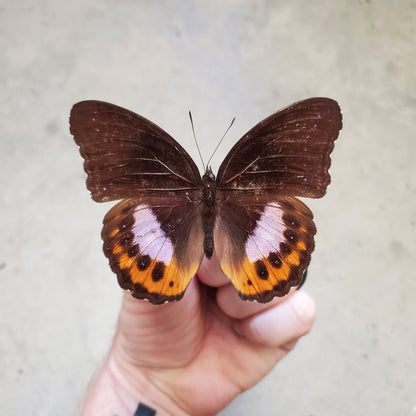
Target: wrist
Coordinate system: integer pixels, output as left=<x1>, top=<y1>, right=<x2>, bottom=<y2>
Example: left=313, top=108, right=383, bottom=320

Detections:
left=79, top=335, right=189, bottom=416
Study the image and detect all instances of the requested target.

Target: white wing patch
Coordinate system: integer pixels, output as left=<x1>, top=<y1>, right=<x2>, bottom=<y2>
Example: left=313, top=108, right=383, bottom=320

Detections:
left=132, top=205, right=174, bottom=264
left=245, top=203, right=286, bottom=262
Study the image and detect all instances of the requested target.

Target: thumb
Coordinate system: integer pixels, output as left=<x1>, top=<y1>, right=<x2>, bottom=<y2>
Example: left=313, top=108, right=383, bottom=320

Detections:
left=233, top=291, right=316, bottom=348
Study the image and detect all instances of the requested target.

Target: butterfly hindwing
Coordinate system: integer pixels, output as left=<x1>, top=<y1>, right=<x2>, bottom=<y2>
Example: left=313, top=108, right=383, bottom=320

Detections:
left=214, top=195, right=316, bottom=302
left=101, top=195, right=204, bottom=304
left=70, top=100, right=201, bottom=202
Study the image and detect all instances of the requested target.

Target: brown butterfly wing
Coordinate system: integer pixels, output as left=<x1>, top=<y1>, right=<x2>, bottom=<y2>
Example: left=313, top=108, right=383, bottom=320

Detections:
left=216, top=97, right=342, bottom=198
left=70, top=101, right=205, bottom=303
left=214, top=97, right=342, bottom=302
left=70, top=100, right=201, bottom=202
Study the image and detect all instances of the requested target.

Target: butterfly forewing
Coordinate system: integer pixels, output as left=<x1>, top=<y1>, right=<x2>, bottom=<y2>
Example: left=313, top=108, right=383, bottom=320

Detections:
left=70, top=100, right=201, bottom=202
left=216, top=97, right=342, bottom=198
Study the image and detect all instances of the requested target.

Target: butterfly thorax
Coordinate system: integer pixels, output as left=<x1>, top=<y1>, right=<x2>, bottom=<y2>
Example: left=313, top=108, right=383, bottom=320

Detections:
left=201, top=167, right=217, bottom=258
left=202, top=167, right=216, bottom=206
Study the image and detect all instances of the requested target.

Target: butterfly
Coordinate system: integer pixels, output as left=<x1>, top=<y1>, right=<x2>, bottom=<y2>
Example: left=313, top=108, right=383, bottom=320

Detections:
left=70, top=98, right=342, bottom=304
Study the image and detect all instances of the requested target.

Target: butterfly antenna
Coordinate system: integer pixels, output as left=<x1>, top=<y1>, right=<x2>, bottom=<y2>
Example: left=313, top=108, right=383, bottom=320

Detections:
left=205, top=117, right=235, bottom=168
left=189, top=111, right=206, bottom=171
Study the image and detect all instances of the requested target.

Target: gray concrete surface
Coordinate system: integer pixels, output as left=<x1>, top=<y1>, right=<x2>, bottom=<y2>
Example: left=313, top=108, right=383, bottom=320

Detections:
left=1, top=1, right=415, bottom=415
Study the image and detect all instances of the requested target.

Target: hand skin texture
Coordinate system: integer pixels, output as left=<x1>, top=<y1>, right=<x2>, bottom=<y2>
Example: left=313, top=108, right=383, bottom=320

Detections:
left=78, top=256, right=316, bottom=416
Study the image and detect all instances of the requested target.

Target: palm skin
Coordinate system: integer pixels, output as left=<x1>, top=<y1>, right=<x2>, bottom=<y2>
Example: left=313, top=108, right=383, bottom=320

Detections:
left=99, top=258, right=316, bottom=416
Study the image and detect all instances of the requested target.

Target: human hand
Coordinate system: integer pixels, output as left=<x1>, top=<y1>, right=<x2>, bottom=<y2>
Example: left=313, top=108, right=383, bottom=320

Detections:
left=79, top=256, right=316, bottom=416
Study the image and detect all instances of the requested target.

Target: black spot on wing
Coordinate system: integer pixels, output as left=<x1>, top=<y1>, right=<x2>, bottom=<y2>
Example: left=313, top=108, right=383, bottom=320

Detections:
left=255, top=260, right=269, bottom=280
left=282, top=213, right=300, bottom=228
left=268, top=252, right=282, bottom=268
left=152, top=261, right=165, bottom=282
left=118, top=215, right=134, bottom=232
left=127, top=244, right=139, bottom=258
left=284, top=229, right=298, bottom=244
left=120, top=233, right=134, bottom=246
left=279, top=242, right=291, bottom=255
left=138, top=255, right=151, bottom=271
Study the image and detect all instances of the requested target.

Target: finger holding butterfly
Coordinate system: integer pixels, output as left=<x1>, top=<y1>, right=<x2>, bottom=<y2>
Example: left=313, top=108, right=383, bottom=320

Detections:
left=202, top=259, right=317, bottom=350
left=232, top=290, right=316, bottom=348
left=215, top=278, right=291, bottom=319
left=198, top=250, right=315, bottom=349
left=197, top=252, right=298, bottom=320
left=197, top=254, right=231, bottom=287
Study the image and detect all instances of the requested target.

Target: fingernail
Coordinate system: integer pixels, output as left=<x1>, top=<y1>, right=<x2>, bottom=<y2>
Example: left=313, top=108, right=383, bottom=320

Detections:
left=291, top=291, right=316, bottom=325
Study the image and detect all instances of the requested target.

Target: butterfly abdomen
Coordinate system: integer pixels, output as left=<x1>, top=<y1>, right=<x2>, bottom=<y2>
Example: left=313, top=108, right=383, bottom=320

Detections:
left=202, top=206, right=215, bottom=258
left=202, top=171, right=217, bottom=258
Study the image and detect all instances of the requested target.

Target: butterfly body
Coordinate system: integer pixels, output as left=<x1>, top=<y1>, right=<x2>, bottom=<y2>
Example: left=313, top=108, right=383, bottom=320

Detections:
left=70, top=98, right=342, bottom=304
left=200, top=168, right=217, bottom=258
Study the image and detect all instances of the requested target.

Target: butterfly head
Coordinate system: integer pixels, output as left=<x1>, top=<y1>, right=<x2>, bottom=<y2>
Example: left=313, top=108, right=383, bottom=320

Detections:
left=203, top=166, right=216, bottom=181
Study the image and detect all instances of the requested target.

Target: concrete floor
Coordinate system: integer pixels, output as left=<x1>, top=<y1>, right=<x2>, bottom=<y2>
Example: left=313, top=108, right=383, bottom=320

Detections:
left=1, top=1, right=415, bottom=415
